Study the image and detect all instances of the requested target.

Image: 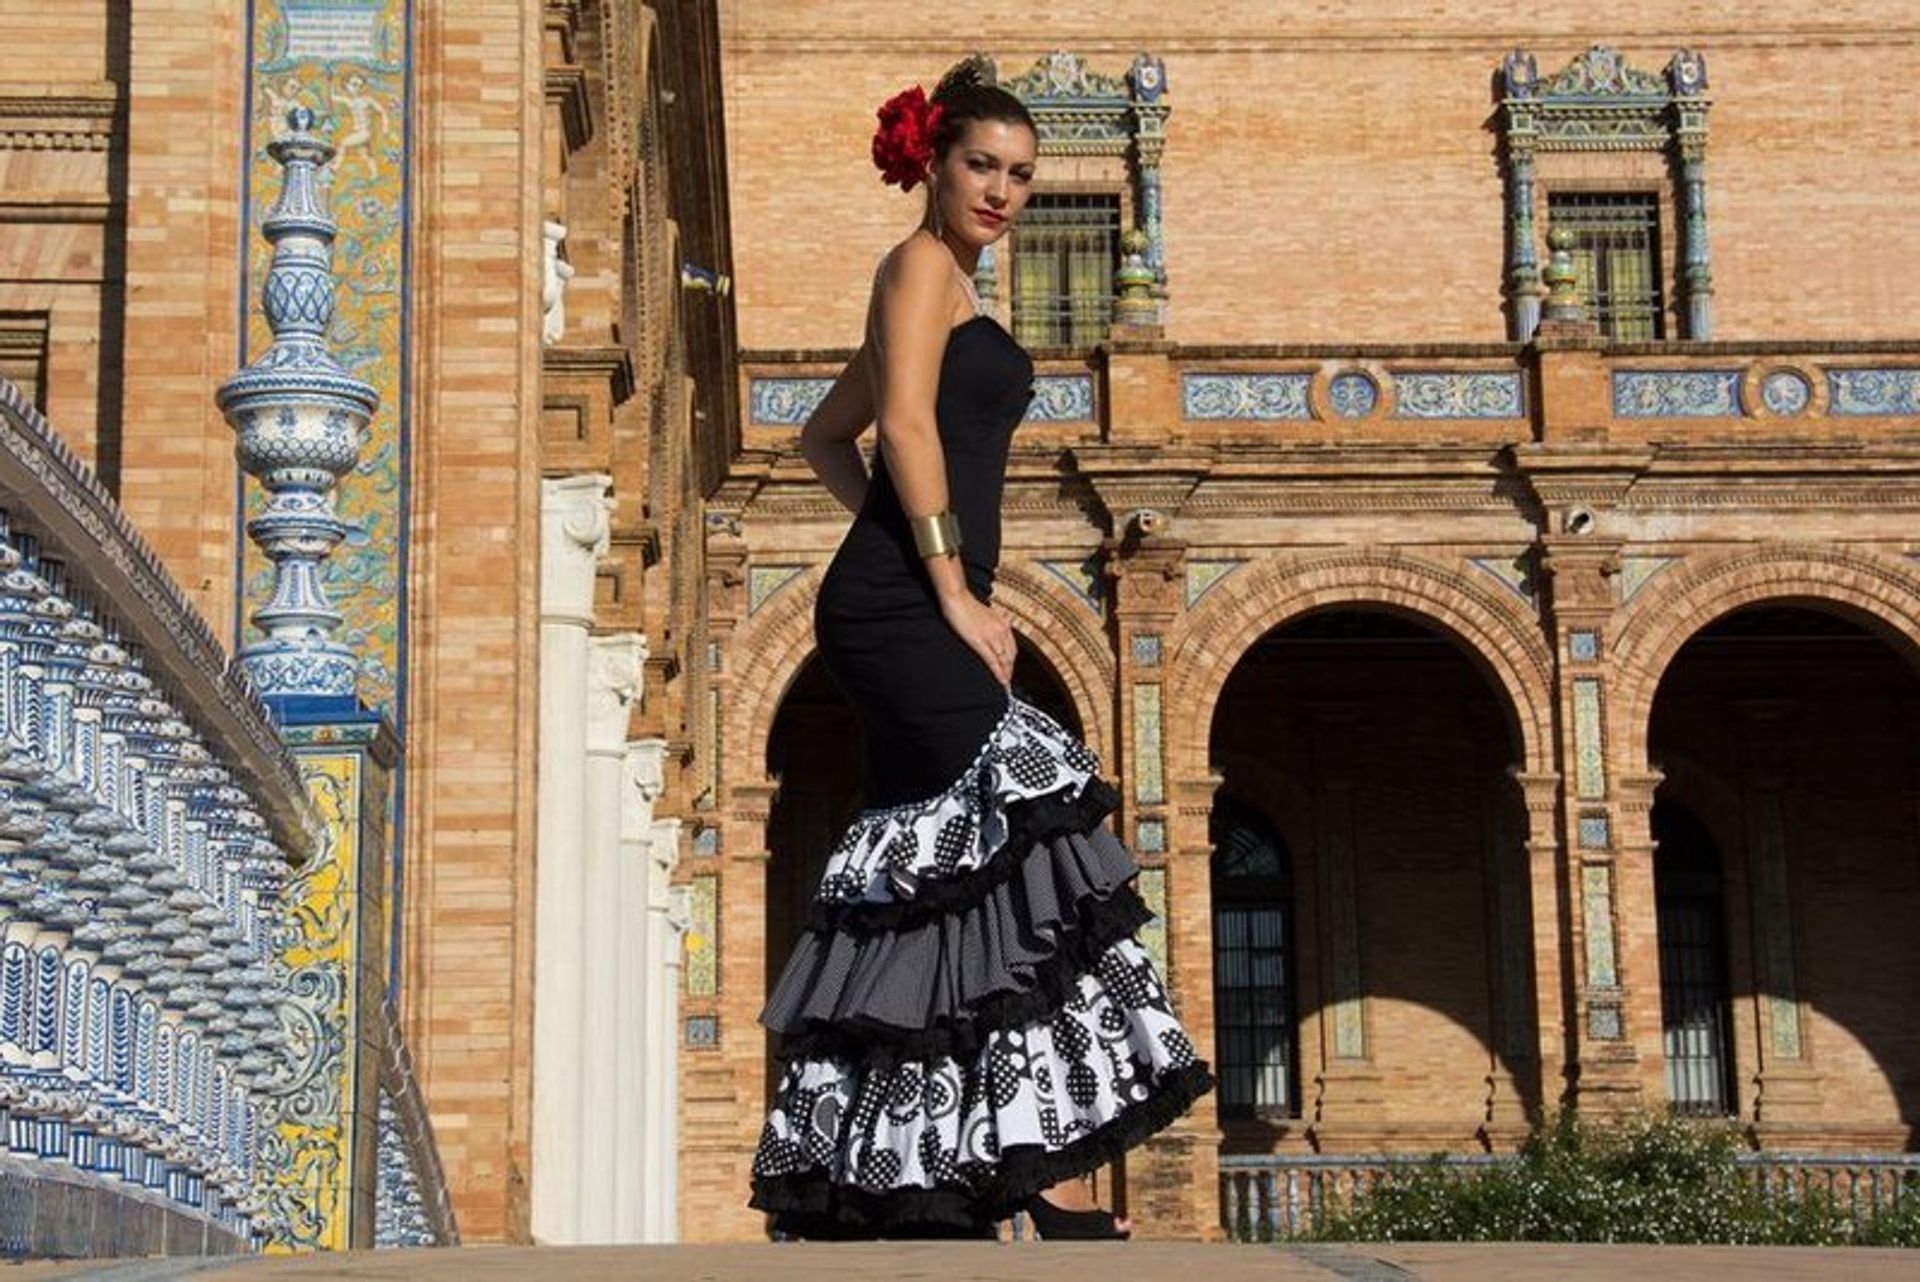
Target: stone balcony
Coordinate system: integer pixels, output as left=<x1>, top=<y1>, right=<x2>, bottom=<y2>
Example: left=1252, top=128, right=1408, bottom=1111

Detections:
left=0, top=377, right=450, bottom=1257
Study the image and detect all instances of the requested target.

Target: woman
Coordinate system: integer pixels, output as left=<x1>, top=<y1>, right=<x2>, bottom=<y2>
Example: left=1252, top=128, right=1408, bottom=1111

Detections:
left=748, top=56, right=1213, bottom=1241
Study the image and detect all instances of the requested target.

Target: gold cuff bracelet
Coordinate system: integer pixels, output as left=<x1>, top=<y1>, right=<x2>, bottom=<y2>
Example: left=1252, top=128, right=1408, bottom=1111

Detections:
left=909, top=510, right=963, bottom=559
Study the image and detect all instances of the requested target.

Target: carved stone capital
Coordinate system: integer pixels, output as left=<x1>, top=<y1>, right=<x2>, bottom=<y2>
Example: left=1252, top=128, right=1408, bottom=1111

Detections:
left=1104, top=537, right=1186, bottom=620
left=1614, top=768, right=1665, bottom=812
left=1510, top=768, right=1564, bottom=815
left=624, top=737, right=669, bottom=800
left=620, top=737, right=669, bottom=844
left=649, top=817, right=685, bottom=904
left=664, top=882, right=692, bottom=937
left=540, top=220, right=575, bottom=347
left=585, top=632, right=648, bottom=754
left=540, top=474, right=613, bottom=626
left=1539, top=536, right=1626, bottom=613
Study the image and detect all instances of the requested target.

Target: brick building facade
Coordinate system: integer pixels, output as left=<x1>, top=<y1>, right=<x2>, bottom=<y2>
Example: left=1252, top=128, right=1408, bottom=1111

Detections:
left=703, top=2, right=1920, bottom=1243
left=3, top=0, right=1918, bottom=1249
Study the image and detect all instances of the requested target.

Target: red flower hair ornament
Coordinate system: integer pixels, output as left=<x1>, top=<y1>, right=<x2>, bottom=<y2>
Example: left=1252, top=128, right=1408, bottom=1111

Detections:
left=871, top=85, right=945, bottom=191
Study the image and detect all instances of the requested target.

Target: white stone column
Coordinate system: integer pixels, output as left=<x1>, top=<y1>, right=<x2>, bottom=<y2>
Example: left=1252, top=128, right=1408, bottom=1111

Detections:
left=614, top=736, right=666, bottom=1242
left=644, top=817, right=685, bottom=1241
left=532, top=474, right=611, bottom=1244
left=577, top=632, right=647, bottom=1241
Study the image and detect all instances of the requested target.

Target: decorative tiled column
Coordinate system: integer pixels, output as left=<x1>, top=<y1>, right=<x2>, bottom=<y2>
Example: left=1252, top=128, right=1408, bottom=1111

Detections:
left=1499, top=53, right=1545, bottom=343
left=239, top=3, right=419, bottom=1058
left=1669, top=50, right=1715, bottom=339
left=1102, top=516, right=1216, bottom=1240
left=271, top=709, right=399, bottom=1250
left=531, top=474, right=611, bottom=1243
left=1127, top=53, right=1169, bottom=287
left=241, top=0, right=412, bottom=721
left=217, top=104, right=425, bottom=1250
left=1536, top=530, right=1649, bottom=1108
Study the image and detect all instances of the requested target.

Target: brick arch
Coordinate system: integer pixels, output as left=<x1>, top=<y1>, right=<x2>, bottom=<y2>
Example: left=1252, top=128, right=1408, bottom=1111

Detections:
left=727, top=562, right=1121, bottom=790
left=1167, top=551, right=1556, bottom=775
left=1644, top=746, right=1746, bottom=857
left=992, top=562, right=1117, bottom=762
left=1612, top=544, right=1920, bottom=767
left=726, top=565, right=828, bottom=789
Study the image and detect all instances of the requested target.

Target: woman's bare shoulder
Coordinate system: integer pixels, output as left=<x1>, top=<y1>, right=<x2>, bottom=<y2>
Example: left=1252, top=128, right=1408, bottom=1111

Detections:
left=874, top=230, right=950, bottom=297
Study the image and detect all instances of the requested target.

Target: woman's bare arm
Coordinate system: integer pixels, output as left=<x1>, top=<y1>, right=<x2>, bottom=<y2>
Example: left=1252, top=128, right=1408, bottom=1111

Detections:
left=871, top=235, right=970, bottom=604
left=798, top=342, right=876, bottom=514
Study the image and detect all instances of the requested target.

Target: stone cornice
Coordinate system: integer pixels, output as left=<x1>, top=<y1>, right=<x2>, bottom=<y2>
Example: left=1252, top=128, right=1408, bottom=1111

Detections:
left=542, top=343, right=634, bottom=404
left=0, top=83, right=118, bottom=152
left=544, top=64, right=593, bottom=151
left=0, top=200, right=111, bottom=223
left=0, top=83, right=118, bottom=118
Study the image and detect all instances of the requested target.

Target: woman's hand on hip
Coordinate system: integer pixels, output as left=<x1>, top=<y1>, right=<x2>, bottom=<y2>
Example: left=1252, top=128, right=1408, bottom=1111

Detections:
left=939, top=590, right=1015, bottom=688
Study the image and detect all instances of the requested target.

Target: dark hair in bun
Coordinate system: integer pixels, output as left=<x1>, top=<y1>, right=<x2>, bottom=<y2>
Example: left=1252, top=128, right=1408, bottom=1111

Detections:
left=927, top=55, right=1036, bottom=159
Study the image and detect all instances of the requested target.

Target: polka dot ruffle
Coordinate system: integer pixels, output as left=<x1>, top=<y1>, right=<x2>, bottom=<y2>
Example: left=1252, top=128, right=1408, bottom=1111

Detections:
left=751, top=938, right=1201, bottom=1200
left=814, top=693, right=1103, bottom=907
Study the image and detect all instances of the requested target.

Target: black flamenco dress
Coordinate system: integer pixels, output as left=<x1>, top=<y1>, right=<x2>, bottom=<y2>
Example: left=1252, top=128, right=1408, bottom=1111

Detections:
left=748, top=288, right=1215, bottom=1238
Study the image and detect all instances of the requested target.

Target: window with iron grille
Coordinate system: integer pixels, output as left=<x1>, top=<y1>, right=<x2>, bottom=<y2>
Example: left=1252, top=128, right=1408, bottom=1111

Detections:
left=1210, top=797, right=1297, bottom=1119
left=1653, top=799, right=1736, bottom=1117
left=1548, top=192, right=1665, bottom=341
left=1008, top=194, right=1119, bottom=351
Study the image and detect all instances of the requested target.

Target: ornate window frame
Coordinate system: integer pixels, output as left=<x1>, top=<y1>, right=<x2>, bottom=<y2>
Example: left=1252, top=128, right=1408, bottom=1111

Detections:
left=973, top=50, right=1170, bottom=327
left=1498, top=45, right=1713, bottom=341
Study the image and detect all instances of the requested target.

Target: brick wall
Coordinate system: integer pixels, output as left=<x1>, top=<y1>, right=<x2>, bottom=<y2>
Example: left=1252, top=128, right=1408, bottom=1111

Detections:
left=719, top=2, right=1920, bottom=350
left=403, top=0, right=546, bottom=1240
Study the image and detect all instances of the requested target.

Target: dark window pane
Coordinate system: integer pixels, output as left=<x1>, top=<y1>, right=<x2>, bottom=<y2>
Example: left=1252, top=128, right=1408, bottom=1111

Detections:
left=1654, top=800, right=1736, bottom=1117
left=1211, top=799, right=1298, bottom=1119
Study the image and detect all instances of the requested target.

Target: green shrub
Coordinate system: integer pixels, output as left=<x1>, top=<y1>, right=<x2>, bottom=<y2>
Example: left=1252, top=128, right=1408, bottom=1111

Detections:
left=1304, top=1110, right=1919, bottom=1246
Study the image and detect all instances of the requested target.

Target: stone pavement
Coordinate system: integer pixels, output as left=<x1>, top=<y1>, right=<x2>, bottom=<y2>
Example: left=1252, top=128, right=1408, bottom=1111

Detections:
left=12, top=1242, right=1920, bottom=1282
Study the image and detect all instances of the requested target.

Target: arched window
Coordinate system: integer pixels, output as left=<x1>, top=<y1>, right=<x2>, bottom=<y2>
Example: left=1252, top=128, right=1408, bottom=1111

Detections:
left=1653, top=798, right=1736, bottom=1116
left=1210, top=797, right=1297, bottom=1118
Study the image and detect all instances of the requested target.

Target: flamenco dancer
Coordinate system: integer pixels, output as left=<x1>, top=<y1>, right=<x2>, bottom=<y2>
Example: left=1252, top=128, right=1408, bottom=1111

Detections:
left=748, top=57, right=1214, bottom=1241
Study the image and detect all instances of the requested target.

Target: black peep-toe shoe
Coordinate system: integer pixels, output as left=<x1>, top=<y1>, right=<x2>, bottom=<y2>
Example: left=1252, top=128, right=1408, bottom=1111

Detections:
left=1021, top=1192, right=1131, bottom=1240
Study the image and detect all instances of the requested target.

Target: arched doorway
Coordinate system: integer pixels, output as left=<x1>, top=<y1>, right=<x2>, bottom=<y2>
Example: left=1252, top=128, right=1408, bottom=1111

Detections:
left=1207, top=607, right=1536, bottom=1142
left=764, top=655, right=863, bottom=1003
left=1647, top=603, right=1920, bottom=1132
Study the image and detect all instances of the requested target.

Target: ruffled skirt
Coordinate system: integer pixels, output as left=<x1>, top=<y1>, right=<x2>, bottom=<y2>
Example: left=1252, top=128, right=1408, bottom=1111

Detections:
left=749, top=693, right=1215, bottom=1238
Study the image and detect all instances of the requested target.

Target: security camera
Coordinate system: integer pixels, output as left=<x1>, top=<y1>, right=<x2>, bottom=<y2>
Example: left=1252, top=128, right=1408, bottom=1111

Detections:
left=1564, top=507, right=1595, bottom=535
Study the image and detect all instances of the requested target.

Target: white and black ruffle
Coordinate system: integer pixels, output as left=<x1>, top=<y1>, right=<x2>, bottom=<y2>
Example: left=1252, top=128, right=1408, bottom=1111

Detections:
left=813, top=696, right=1105, bottom=908
left=751, top=691, right=1214, bottom=1236
left=752, top=942, right=1214, bottom=1235
left=764, top=825, right=1155, bottom=1060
